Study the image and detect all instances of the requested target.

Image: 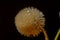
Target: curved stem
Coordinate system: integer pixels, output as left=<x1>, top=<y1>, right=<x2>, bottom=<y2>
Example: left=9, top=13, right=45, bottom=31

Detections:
left=40, top=27, right=49, bottom=40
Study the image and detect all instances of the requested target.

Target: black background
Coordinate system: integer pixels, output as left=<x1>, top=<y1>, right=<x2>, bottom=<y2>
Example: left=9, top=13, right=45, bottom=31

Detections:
left=0, top=0, right=60, bottom=40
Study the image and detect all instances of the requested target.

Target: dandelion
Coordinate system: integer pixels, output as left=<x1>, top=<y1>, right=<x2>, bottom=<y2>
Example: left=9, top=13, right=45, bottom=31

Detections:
left=15, top=7, right=49, bottom=40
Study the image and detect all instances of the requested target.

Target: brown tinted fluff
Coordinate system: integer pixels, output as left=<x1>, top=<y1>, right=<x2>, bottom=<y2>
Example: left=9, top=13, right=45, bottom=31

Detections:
left=15, top=7, right=49, bottom=40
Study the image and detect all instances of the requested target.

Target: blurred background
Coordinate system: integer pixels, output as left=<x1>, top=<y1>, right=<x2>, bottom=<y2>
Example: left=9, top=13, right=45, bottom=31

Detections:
left=0, top=0, right=60, bottom=40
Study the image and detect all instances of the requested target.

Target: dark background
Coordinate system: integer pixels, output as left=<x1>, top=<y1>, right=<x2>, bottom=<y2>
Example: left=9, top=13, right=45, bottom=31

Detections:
left=0, top=0, right=60, bottom=40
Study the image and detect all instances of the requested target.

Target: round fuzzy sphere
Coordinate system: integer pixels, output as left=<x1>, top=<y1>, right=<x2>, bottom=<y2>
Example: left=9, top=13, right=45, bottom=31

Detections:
left=15, top=7, right=45, bottom=37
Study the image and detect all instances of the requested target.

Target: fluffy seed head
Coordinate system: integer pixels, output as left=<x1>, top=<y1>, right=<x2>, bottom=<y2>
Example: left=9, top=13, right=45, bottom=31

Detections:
left=15, top=7, right=45, bottom=37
